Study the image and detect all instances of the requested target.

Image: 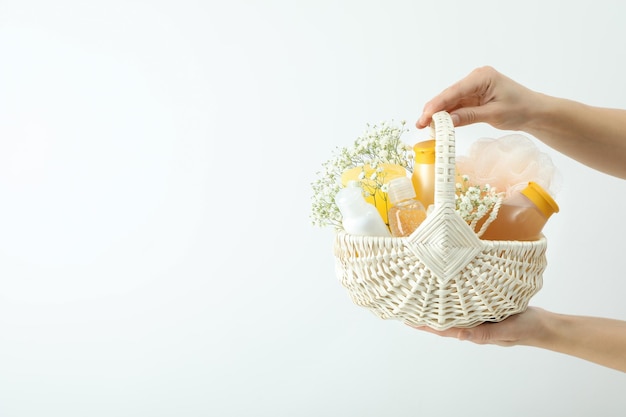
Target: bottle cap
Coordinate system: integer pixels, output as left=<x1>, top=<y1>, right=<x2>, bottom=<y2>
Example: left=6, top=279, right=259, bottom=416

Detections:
left=521, top=182, right=560, bottom=218
left=335, top=184, right=366, bottom=217
left=387, top=176, right=417, bottom=205
left=413, top=139, right=436, bottom=164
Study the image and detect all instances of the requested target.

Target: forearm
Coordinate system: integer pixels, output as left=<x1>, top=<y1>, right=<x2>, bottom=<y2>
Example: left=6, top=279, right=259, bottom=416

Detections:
left=531, top=310, right=626, bottom=372
left=524, top=94, right=626, bottom=179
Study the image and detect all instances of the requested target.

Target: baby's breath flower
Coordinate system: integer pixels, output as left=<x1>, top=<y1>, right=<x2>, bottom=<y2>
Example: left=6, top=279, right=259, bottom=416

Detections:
left=310, top=120, right=414, bottom=229
left=455, top=175, right=504, bottom=234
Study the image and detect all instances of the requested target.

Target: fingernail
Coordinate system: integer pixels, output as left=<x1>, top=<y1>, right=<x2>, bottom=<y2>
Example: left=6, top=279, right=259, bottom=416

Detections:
left=451, top=113, right=460, bottom=126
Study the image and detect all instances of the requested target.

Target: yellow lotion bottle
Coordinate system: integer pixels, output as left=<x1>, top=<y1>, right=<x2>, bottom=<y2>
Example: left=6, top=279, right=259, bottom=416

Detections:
left=411, top=139, right=436, bottom=210
left=341, top=163, right=407, bottom=226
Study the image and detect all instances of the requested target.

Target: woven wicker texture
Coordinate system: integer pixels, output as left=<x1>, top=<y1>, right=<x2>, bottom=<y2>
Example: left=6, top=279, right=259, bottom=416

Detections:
left=334, top=111, right=547, bottom=330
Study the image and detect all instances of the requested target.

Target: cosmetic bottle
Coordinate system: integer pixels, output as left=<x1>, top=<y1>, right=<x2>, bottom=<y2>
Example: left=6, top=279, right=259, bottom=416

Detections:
left=335, top=181, right=391, bottom=237
left=411, top=139, right=436, bottom=210
left=341, top=163, right=407, bottom=226
left=387, top=177, right=427, bottom=237
left=480, top=181, right=559, bottom=241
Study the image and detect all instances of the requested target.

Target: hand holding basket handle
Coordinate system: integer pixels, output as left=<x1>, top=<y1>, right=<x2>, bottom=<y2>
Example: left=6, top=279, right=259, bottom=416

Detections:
left=334, top=111, right=547, bottom=330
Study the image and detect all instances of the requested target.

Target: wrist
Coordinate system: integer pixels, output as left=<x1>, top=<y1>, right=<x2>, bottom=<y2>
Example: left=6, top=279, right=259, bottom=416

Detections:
left=526, top=308, right=566, bottom=350
left=522, top=91, right=556, bottom=135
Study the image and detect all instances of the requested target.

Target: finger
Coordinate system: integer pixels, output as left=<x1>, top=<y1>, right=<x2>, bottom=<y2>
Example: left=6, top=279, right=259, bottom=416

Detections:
left=416, top=91, right=463, bottom=129
left=405, top=323, right=466, bottom=339
left=416, top=67, right=493, bottom=129
left=450, top=103, right=498, bottom=128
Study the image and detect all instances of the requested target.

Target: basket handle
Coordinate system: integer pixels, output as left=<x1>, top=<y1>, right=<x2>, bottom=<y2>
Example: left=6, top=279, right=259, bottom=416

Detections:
left=405, top=111, right=483, bottom=281
left=430, top=111, right=457, bottom=210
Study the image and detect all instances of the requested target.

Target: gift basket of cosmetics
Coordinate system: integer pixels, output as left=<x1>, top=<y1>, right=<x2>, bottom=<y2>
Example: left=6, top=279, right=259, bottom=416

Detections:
left=311, top=112, right=560, bottom=330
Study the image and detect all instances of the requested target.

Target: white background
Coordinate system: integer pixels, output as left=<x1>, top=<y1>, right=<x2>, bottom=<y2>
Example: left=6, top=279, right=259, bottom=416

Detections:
left=1, top=0, right=625, bottom=416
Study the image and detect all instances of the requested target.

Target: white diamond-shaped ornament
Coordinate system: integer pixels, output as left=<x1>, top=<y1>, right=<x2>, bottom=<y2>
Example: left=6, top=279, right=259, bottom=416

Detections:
left=406, top=204, right=482, bottom=283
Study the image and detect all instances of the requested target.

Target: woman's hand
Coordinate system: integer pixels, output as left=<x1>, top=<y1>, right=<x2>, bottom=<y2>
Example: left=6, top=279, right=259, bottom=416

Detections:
left=408, top=306, right=626, bottom=373
left=418, top=65, right=626, bottom=179
left=417, top=66, right=538, bottom=132
left=406, top=307, right=547, bottom=348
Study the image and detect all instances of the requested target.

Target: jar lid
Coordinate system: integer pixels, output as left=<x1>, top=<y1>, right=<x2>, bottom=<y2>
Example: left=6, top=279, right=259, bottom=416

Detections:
left=413, top=140, right=436, bottom=164
left=387, top=176, right=417, bottom=205
left=521, top=182, right=560, bottom=218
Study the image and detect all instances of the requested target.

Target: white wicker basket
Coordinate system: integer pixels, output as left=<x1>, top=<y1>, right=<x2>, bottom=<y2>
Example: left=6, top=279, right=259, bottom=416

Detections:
left=334, top=111, right=547, bottom=330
